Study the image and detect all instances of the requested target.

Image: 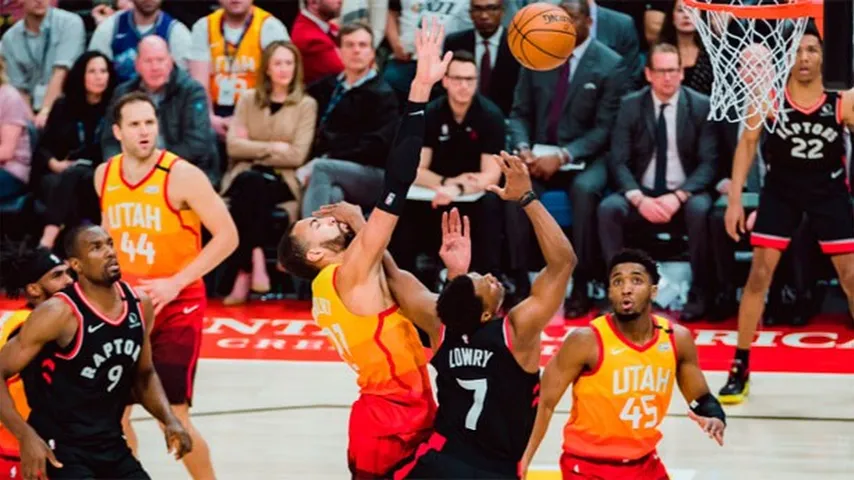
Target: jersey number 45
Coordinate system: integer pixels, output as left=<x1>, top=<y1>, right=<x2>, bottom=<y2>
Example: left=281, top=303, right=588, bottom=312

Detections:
left=619, top=395, right=659, bottom=430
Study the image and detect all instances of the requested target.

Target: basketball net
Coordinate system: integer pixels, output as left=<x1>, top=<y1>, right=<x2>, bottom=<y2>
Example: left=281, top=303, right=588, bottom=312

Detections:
left=682, top=0, right=821, bottom=132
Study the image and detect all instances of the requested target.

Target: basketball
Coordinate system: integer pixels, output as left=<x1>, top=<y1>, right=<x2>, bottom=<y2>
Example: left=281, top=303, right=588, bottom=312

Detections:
left=507, top=2, right=577, bottom=71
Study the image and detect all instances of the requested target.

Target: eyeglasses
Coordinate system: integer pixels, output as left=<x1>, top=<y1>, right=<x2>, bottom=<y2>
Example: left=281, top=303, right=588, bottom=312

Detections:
left=446, top=75, right=478, bottom=84
left=649, top=68, right=682, bottom=76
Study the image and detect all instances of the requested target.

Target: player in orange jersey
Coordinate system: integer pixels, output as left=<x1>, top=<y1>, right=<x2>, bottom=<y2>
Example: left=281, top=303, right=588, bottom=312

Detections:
left=0, top=242, right=74, bottom=480
left=94, top=91, right=238, bottom=480
left=520, top=249, right=727, bottom=480
left=276, top=18, right=453, bottom=479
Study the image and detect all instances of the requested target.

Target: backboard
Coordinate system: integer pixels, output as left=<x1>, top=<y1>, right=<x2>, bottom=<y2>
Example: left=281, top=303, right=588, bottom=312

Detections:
left=823, top=0, right=854, bottom=91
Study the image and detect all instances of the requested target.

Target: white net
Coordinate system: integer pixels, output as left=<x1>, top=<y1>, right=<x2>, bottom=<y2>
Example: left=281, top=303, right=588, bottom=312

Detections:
left=682, top=0, right=812, bottom=131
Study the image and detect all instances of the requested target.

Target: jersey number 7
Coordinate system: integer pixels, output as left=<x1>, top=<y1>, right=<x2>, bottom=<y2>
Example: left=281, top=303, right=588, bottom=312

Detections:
left=457, top=378, right=487, bottom=431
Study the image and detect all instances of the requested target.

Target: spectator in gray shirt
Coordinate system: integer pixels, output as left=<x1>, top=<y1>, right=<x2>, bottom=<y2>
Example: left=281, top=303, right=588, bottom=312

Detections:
left=102, top=36, right=219, bottom=183
left=0, top=0, right=85, bottom=128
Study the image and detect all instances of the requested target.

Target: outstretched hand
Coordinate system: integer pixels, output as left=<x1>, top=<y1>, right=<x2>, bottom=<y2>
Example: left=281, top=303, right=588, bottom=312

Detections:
left=486, top=151, right=533, bottom=202
left=313, top=202, right=366, bottom=233
left=687, top=410, right=725, bottom=446
left=439, top=208, right=471, bottom=279
left=413, top=17, right=453, bottom=86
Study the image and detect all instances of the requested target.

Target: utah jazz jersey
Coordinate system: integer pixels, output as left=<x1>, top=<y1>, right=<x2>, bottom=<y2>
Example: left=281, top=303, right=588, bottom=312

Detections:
left=207, top=6, right=271, bottom=110
left=311, top=264, right=433, bottom=400
left=563, top=315, right=677, bottom=461
left=765, top=89, right=846, bottom=172
left=0, top=310, right=31, bottom=456
left=22, top=282, right=145, bottom=445
left=111, top=10, right=179, bottom=83
left=431, top=318, right=540, bottom=466
left=100, top=151, right=203, bottom=295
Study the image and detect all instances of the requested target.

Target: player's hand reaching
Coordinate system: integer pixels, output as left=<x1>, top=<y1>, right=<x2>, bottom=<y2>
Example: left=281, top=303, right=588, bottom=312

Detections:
left=439, top=208, right=471, bottom=280
left=313, top=202, right=366, bottom=233
left=164, top=419, right=193, bottom=460
left=687, top=410, right=726, bottom=446
left=724, top=199, right=746, bottom=242
left=412, top=17, right=453, bottom=86
left=137, top=277, right=182, bottom=315
left=486, top=151, right=533, bottom=202
left=19, top=428, right=62, bottom=480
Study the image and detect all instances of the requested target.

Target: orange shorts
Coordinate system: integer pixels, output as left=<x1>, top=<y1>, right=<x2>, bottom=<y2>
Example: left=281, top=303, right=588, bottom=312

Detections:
left=560, top=451, right=669, bottom=480
left=347, top=393, right=435, bottom=479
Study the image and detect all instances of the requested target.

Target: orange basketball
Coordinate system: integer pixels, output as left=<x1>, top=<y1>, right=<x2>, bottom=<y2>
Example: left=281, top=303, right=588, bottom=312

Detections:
left=507, top=2, right=577, bottom=71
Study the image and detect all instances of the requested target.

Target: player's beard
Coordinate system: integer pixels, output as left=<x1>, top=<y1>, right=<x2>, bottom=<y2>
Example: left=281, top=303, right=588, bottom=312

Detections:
left=322, top=225, right=356, bottom=253
left=613, top=311, right=642, bottom=323
left=102, top=259, right=122, bottom=285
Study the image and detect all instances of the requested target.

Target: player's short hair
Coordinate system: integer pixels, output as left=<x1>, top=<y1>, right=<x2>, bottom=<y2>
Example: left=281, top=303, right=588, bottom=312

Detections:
left=647, top=42, right=681, bottom=68
left=0, top=238, right=51, bottom=298
left=277, top=224, right=321, bottom=281
left=560, top=0, right=590, bottom=18
left=803, top=19, right=822, bottom=45
left=608, top=248, right=660, bottom=285
left=436, top=275, right=485, bottom=335
left=112, top=91, right=156, bottom=125
left=64, top=224, right=97, bottom=260
left=450, top=50, right=476, bottom=67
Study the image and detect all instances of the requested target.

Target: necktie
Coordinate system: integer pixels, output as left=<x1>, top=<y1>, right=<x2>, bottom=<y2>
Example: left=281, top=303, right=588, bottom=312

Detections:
left=480, top=39, right=492, bottom=93
left=547, top=58, right=571, bottom=144
left=653, top=103, right=670, bottom=195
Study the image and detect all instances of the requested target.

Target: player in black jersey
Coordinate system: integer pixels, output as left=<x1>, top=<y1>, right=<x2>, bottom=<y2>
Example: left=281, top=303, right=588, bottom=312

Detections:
left=721, top=22, right=854, bottom=404
left=381, top=152, right=577, bottom=479
left=0, top=225, right=192, bottom=480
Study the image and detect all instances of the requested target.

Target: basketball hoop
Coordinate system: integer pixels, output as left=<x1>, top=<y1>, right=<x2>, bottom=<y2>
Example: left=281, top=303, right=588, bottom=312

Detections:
left=682, top=0, right=823, bottom=131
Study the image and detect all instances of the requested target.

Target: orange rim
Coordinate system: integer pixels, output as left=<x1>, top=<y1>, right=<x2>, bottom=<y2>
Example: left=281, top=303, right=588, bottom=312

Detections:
left=682, top=0, right=821, bottom=19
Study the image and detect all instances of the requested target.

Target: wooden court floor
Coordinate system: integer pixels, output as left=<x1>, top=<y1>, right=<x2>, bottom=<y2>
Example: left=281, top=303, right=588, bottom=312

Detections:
left=128, top=360, right=854, bottom=480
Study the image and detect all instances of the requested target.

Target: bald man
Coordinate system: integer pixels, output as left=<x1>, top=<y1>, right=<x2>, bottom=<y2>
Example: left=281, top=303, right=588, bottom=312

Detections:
left=101, top=36, right=220, bottom=183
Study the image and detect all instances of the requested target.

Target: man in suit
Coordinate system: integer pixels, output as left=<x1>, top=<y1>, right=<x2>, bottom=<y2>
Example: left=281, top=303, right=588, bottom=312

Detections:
left=599, top=42, right=717, bottom=321
left=589, top=0, right=642, bottom=87
left=506, top=0, right=627, bottom=314
left=442, top=0, right=521, bottom=116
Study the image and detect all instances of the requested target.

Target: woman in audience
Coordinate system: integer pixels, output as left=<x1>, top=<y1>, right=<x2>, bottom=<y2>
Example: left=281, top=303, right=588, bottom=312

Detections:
left=223, top=41, right=318, bottom=305
left=0, top=55, right=32, bottom=203
left=35, top=51, right=118, bottom=249
left=658, top=0, right=714, bottom=95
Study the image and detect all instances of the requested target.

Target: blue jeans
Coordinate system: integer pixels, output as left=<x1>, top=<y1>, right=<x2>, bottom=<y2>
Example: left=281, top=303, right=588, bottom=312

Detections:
left=0, top=169, right=26, bottom=202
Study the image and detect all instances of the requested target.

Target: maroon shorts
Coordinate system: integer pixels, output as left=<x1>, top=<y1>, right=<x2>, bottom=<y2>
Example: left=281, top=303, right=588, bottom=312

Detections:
left=150, top=294, right=205, bottom=406
left=560, top=451, right=669, bottom=480
left=348, top=394, right=435, bottom=478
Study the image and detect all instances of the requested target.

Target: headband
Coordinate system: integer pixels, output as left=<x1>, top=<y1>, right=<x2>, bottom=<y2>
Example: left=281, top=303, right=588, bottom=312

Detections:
left=21, top=249, right=64, bottom=286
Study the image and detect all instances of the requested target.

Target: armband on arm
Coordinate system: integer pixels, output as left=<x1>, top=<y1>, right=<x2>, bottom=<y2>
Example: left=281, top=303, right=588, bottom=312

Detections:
left=375, top=101, right=428, bottom=216
left=690, top=393, right=726, bottom=425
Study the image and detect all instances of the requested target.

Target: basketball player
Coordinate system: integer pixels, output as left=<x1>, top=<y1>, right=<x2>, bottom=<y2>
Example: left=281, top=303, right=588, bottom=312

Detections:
left=520, top=249, right=726, bottom=480
left=0, top=225, right=191, bottom=480
left=0, top=242, right=74, bottom=479
left=276, top=17, right=453, bottom=479
left=93, top=91, right=238, bottom=478
left=383, top=152, right=576, bottom=479
left=721, top=22, right=854, bottom=404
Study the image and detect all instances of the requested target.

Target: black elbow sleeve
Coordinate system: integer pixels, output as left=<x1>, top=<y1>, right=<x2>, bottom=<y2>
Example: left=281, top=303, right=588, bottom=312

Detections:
left=375, top=101, right=427, bottom=216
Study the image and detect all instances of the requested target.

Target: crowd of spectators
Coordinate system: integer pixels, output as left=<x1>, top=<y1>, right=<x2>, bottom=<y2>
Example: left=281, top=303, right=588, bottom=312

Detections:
left=0, top=0, right=845, bottom=325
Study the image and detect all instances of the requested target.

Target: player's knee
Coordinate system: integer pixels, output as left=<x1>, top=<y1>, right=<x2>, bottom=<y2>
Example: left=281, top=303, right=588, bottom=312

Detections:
left=835, top=258, right=854, bottom=291
left=745, top=260, right=774, bottom=292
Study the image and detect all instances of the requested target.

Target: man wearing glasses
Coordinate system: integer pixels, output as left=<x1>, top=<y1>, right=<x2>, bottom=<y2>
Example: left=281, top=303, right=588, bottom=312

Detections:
left=598, top=42, right=718, bottom=322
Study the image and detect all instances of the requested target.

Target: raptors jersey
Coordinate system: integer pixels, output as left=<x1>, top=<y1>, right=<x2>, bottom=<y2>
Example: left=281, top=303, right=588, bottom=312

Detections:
left=100, top=151, right=204, bottom=294
left=431, top=318, right=540, bottom=464
left=22, top=282, right=145, bottom=445
left=563, top=315, right=677, bottom=461
left=764, top=89, right=846, bottom=172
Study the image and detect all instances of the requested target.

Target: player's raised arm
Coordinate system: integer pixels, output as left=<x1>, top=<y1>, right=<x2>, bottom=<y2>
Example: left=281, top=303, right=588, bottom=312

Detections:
left=672, top=324, right=727, bottom=446
left=383, top=208, right=472, bottom=348
left=487, top=152, right=577, bottom=346
left=0, top=298, right=74, bottom=477
left=137, top=161, right=239, bottom=313
left=336, top=17, right=453, bottom=286
left=132, top=292, right=192, bottom=460
left=519, top=327, right=597, bottom=478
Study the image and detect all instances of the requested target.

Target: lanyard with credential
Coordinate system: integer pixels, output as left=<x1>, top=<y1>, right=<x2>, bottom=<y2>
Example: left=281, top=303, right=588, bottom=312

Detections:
left=24, top=23, right=51, bottom=80
left=220, top=13, right=254, bottom=74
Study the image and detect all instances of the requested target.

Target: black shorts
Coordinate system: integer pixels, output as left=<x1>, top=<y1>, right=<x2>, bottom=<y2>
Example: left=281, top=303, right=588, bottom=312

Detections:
left=394, top=433, right=518, bottom=479
left=46, top=439, right=149, bottom=479
left=751, top=168, right=854, bottom=255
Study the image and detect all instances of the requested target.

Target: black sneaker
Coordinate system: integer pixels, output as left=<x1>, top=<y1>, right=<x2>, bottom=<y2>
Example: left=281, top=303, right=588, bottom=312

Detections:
left=718, top=360, right=750, bottom=405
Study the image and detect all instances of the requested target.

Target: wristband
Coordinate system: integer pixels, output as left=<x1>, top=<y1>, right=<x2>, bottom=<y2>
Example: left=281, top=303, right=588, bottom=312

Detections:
left=690, top=393, right=726, bottom=426
left=519, top=190, right=538, bottom=207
